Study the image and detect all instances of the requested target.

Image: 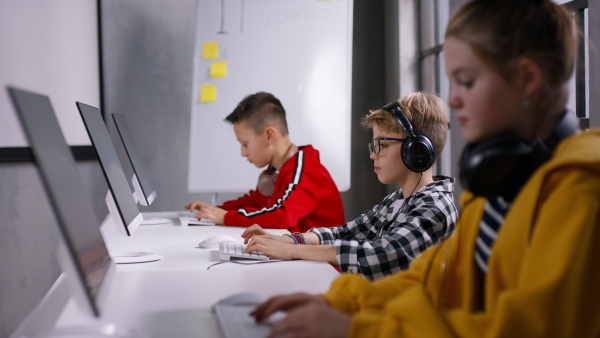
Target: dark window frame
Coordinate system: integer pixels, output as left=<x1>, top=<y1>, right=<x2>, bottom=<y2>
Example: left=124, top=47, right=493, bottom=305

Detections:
left=564, top=0, right=589, bottom=129
left=417, top=0, right=590, bottom=129
left=417, top=0, right=443, bottom=95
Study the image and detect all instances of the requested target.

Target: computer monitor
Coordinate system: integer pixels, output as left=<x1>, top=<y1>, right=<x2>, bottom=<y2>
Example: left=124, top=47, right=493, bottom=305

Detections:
left=109, top=112, right=213, bottom=225
left=7, top=87, right=116, bottom=328
left=110, top=113, right=214, bottom=226
left=111, top=113, right=156, bottom=207
left=77, top=103, right=173, bottom=227
left=76, top=102, right=144, bottom=236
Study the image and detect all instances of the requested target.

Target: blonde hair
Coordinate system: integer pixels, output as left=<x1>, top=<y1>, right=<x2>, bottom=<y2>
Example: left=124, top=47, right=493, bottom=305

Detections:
left=361, top=92, right=448, bottom=162
left=445, top=0, right=576, bottom=114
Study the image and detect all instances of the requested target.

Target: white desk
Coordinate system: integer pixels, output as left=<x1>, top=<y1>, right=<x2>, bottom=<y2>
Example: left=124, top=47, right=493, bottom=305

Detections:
left=53, top=212, right=341, bottom=337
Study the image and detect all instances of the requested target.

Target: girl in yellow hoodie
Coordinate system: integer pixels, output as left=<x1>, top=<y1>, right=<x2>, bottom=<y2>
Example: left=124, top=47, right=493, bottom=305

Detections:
left=250, top=0, right=600, bottom=337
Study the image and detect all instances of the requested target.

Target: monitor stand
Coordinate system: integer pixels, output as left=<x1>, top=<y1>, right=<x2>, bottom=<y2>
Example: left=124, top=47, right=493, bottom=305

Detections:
left=105, top=191, right=162, bottom=264
left=9, top=274, right=147, bottom=338
left=131, top=175, right=170, bottom=225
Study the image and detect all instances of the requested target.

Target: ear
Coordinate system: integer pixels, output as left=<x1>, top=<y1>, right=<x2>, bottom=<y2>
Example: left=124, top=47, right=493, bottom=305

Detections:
left=516, top=57, right=542, bottom=100
left=264, top=126, right=277, bottom=144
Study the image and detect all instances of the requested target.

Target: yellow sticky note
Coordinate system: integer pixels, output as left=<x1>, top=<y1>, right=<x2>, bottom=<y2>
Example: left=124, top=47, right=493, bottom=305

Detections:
left=200, top=84, right=217, bottom=102
left=210, top=61, right=228, bottom=78
left=202, top=42, right=219, bottom=59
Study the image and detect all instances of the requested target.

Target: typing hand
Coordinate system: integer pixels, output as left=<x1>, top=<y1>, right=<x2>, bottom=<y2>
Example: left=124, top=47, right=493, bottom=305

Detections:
left=196, top=204, right=227, bottom=225
left=241, top=225, right=294, bottom=244
left=184, top=200, right=212, bottom=212
left=245, top=236, right=295, bottom=260
left=267, top=301, right=351, bottom=338
left=251, top=293, right=349, bottom=338
left=251, top=293, right=328, bottom=323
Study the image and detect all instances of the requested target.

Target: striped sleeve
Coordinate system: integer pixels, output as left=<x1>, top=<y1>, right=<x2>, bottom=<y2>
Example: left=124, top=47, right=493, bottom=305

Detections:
left=223, top=150, right=323, bottom=231
left=237, top=151, right=305, bottom=218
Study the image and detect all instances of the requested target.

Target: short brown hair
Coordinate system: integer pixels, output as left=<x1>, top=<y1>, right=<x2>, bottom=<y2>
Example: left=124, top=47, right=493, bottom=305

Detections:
left=445, top=0, right=576, bottom=114
left=361, top=92, right=448, bottom=162
left=225, top=92, right=289, bottom=135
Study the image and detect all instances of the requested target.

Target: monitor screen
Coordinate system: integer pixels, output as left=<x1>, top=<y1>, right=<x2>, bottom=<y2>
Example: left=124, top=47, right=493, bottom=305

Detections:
left=76, top=102, right=142, bottom=236
left=111, top=113, right=157, bottom=206
left=8, top=87, right=115, bottom=317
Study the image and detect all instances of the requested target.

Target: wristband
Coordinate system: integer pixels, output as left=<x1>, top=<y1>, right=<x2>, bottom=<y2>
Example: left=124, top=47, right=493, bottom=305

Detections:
left=292, top=233, right=305, bottom=245
left=291, top=233, right=302, bottom=245
left=284, top=233, right=298, bottom=244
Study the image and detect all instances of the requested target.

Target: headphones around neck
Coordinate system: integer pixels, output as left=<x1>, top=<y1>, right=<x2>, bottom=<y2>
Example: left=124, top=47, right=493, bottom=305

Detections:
left=459, top=110, right=579, bottom=200
left=382, top=101, right=436, bottom=173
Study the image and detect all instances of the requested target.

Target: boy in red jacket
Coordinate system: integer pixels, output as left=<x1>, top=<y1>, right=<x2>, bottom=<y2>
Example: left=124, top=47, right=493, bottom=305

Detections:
left=185, top=92, right=344, bottom=233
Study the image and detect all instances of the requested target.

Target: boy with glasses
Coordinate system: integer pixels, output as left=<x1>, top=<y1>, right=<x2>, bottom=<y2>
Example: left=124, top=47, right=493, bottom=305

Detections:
left=243, top=92, right=458, bottom=280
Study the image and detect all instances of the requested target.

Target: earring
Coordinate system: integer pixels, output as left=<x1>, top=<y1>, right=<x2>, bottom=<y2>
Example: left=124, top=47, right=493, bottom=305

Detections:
left=522, top=98, right=530, bottom=107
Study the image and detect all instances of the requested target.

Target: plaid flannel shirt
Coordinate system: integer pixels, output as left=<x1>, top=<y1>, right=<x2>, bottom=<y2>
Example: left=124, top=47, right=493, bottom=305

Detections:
left=310, top=176, right=458, bottom=280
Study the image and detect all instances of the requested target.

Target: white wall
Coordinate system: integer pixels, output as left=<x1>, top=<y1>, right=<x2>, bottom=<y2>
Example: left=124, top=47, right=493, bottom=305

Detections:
left=0, top=0, right=99, bottom=146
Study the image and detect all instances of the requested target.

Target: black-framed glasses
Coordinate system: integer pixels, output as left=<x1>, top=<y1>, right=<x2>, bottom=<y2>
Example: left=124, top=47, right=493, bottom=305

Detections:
left=368, top=137, right=405, bottom=155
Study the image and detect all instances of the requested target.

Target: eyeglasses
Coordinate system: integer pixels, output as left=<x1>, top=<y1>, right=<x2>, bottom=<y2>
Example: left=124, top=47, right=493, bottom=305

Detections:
left=368, top=137, right=405, bottom=155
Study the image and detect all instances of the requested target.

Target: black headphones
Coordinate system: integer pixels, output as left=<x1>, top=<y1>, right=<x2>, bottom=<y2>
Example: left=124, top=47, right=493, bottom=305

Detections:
left=382, top=101, right=436, bottom=173
left=459, top=111, right=579, bottom=200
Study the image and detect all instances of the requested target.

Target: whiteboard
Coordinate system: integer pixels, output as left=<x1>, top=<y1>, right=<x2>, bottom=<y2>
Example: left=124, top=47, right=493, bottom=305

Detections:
left=188, top=0, right=353, bottom=193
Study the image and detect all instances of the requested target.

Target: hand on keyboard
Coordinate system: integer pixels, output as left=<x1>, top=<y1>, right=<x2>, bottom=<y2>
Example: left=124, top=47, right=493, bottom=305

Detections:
left=220, top=242, right=269, bottom=261
left=244, top=235, right=295, bottom=260
left=214, top=304, right=282, bottom=338
left=251, top=293, right=351, bottom=338
left=213, top=292, right=288, bottom=338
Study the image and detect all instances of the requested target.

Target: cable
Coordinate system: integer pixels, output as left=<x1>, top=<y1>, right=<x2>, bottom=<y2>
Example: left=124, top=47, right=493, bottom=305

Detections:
left=206, top=259, right=297, bottom=270
left=398, top=172, right=423, bottom=214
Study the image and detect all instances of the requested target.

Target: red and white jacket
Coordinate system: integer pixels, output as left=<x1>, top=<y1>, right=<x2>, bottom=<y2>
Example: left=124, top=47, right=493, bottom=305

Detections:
left=219, top=145, right=344, bottom=232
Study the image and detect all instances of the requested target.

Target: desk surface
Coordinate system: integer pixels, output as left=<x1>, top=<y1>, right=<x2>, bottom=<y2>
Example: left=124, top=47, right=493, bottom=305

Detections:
left=55, top=212, right=340, bottom=337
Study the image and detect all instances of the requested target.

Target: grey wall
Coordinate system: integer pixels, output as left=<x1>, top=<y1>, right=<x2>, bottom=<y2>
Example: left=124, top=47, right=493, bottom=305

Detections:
left=343, top=0, right=390, bottom=216
left=102, top=0, right=391, bottom=221
left=101, top=0, right=201, bottom=214
left=0, top=163, right=60, bottom=337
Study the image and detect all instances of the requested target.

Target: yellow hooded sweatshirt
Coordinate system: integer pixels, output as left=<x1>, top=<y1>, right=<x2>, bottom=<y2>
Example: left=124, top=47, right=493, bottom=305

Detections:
left=322, top=130, right=600, bottom=337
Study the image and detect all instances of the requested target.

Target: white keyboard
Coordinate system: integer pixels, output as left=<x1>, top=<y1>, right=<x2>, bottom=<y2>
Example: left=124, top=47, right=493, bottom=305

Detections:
left=219, top=242, right=270, bottom=261
left=213, top=304, right=287, bottom=338
left=213, top=304, right=270, bottom=338
left=179, top=216, right=215, bottom=226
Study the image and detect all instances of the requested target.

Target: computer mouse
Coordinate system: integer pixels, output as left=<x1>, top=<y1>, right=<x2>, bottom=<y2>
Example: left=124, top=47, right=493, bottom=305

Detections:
left=216, top=292, right=266, bottom=306
left=197, top=235, right=241, bottom=248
